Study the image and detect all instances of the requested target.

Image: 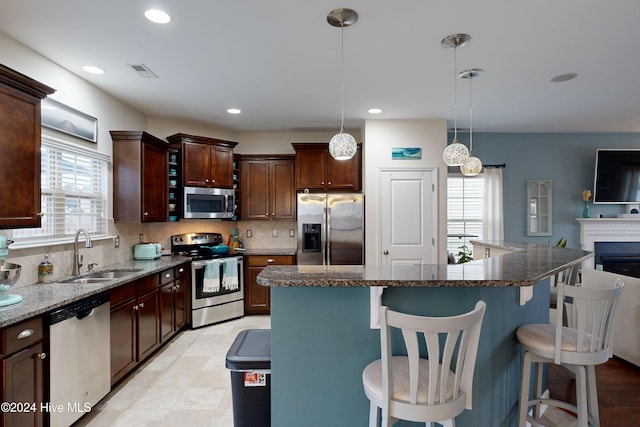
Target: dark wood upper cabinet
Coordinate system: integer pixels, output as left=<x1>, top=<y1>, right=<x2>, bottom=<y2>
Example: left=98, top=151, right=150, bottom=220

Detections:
left=0, top=64, right=55, bottom=229
left=167, top=133, right=237, bottom=189
left=111, top=131, right=168, bottom=223
left=240, top=155, right=296, bottom=220
left=292, top=143, right=362, bottom=191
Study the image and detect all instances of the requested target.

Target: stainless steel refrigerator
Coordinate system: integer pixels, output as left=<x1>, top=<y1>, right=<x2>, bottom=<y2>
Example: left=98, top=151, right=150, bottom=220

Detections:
left=297, top=193, right=364, bottom=265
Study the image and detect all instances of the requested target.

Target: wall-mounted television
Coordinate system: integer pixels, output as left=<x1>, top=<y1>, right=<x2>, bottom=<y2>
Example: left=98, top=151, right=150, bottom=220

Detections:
left=593, top=149, right=640, bottom=204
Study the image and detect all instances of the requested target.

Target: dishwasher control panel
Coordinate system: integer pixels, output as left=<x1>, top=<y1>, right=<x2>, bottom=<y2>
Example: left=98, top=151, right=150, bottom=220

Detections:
left=49, top=292, right=110, bottom=324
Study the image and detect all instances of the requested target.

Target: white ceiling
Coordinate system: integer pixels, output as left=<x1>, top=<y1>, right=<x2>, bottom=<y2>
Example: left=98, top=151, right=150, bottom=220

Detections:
left=2, top=0, right=640, bottom=134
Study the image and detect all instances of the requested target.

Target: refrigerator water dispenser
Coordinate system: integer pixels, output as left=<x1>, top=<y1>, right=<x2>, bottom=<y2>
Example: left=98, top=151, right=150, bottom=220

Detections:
left=302, top=224, right=322, bottom=252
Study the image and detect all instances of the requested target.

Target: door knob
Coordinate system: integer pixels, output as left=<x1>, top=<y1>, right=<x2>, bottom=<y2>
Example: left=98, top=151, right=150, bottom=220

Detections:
left=383, top=250, right=389, bottom=255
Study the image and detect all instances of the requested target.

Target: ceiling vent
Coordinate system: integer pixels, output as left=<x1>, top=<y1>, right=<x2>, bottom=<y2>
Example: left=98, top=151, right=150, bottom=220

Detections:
left=128, top=64, right=158, bottom=78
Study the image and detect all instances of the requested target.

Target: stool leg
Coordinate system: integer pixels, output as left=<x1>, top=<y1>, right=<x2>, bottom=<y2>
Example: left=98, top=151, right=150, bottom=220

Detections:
left=533, top=360, right=544, bottom=419
left=519, top=351, right=533, bottom=427
left=369, top=402, right=380, bottom=427
left=586, top=365, right=600, bottom=427
left=574, top=365, right=588, bottom=427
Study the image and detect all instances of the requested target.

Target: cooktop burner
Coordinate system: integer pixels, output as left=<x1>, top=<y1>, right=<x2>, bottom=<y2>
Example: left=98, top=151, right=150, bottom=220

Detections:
left=171, top=232, right=239, bottom=261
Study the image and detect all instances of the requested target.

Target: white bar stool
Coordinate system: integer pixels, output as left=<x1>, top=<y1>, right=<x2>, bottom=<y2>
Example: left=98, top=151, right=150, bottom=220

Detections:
left=362, top=301, right=486, bottom=427
left=516, top=276, right=624, bottom=427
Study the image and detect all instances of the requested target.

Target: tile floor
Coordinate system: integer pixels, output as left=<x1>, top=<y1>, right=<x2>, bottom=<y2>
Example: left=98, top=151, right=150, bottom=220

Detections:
left=76, top=315, right=271, bottom=427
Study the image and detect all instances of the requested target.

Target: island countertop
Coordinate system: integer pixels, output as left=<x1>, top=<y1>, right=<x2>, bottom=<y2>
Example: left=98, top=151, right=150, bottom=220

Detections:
left=257, top=242, right=593, bottom=288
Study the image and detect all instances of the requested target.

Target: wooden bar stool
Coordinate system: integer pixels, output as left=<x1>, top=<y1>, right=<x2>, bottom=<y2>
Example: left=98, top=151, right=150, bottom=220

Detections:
left=516, top=277, right=624, bottom=427
left=362, top=301, right=486, bottom=427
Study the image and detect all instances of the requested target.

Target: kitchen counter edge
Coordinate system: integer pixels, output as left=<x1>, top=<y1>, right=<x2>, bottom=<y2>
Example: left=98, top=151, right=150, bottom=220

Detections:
left=256, top=242, right=593, bottom=288
left=0, top=256, right=191, bottom=328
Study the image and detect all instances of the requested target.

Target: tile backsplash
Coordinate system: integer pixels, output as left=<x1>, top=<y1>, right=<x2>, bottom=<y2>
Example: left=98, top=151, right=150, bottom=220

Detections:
left=5, top=219, right=296, bottom=289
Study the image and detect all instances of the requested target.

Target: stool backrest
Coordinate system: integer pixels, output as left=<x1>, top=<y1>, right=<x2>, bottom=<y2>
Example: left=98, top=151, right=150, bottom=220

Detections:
left=379, top=301, right=486, bottom=411
left=554, top=279, right=624, bottom=364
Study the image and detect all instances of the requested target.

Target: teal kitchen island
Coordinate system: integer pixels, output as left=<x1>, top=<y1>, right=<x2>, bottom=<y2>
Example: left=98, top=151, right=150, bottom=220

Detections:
left=257, top=243, right=592, bottom=427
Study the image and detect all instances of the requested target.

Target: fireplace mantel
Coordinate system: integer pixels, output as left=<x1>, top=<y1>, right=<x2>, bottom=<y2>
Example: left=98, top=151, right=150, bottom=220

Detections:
left=577, top=218, right=640, bottom=269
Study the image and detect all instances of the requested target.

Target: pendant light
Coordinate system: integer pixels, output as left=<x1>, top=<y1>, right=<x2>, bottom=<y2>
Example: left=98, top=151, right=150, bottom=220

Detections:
left=327, top=8, right=358, bottom=161
left=459, top=68, right=484, bottom=176
left=441, top=34, right=471, bottom=166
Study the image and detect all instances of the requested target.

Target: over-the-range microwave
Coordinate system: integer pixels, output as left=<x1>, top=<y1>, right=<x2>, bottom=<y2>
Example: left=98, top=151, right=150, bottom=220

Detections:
left=184, top=186, right=235, bottom=219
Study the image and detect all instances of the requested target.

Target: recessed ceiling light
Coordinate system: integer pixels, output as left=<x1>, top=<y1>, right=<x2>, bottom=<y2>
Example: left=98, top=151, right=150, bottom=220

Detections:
left=83, top=65, right=104, bottom=75
left=549, top=73, right=578, bottom=83
left=227, top=108, right=241, bottom=114
left=368, top=108, right=382, bottom=114
left=145, top=9, right=171, bottom=24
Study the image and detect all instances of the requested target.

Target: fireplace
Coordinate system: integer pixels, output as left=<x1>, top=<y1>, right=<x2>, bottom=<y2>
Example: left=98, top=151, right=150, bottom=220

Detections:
left=594, top=241, right=640, bottom=278
left=577, top=218, right=640, bottom=270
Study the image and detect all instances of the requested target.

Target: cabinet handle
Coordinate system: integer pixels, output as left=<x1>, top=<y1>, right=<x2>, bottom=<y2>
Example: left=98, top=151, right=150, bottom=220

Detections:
left=17, top=329, right=34, bottom=339
left=321, top=181, right=325, bottom=185
left=178, top=268, right=184, bottom=273
left=134, top=305, right=139, bottom=311
left=267, top=259, right=274, bottom=264
left=205, top=179, right=209, bottom=183
left=272, top=212, right=275, bottom=216
left=139, top=302, right=145, bottom=308
left=37, top=352, right=47, bottom=360
left=266, top=212, right=269, bottom=216
left=383, top=250, right=389, bottom=255
left=37, top=212, right=44, bottom=217
left=328, top=182, right=332, bottom=185
left=174, top=284, right=180, bottom=290
left=143, top=212, right=149, bottom=216
left=165, top=273, right=171, bottom=278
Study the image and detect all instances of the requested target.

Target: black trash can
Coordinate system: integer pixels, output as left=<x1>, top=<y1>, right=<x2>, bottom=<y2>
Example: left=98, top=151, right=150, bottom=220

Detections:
left=225, top=329, right=271, bottom=427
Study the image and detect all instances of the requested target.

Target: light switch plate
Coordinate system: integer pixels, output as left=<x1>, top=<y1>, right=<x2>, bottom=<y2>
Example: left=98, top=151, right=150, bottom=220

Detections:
left=114, top=236, right=120, bottom=248
left=289, top=229, right=295, bottom=238
left=246, top=229, right=252, bottom=238
left=272, top=229, right=278, bottom=237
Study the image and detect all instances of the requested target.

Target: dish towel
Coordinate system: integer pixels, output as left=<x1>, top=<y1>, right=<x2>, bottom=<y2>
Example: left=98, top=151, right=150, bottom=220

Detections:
left=203, top=260, right=221, bottom=293
left=222, top=258, right=239, bottom=290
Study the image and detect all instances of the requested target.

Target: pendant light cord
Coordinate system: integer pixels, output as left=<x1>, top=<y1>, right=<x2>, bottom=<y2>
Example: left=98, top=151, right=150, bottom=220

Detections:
left=453, top=46, right=458, bottom=141
left=339, top=24, right=346, bottom=134
left=469, top=71, right=473, bottom=152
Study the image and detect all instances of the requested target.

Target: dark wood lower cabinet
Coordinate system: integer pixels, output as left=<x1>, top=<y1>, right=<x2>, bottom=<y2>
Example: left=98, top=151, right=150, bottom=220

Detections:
left=245, top=255, right=295, bottom=315
left=110, top=262, right=190, bottom=385
left=137, top=289, right=161, bottom=361
left=109, top=298, right=137, bottom=385
left=160, top=265, right=189, bottom=342
left=1, top=317, right=45, bottom=427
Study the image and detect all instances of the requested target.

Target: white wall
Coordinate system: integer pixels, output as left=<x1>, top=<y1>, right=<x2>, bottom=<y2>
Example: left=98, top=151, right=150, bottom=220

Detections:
left=0, top=32, right=146, bottom=157
left=234, top=130, right=361, bottom=154
left=146, top=116, right=237, bottom=142
left=363, top=119, right=448, bottom=265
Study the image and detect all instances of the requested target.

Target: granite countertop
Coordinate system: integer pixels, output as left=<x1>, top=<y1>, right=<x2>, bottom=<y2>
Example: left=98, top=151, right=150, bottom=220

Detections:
left=257, top=242, right=593, bottom=288
left=0, top=256, right=191, bottom=328
left=241, top=248, right=297, bottom=256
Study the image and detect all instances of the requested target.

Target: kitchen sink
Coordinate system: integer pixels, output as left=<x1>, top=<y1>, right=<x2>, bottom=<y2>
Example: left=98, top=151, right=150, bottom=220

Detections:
left=87, top=269, right=142, bottom=279
left=60, top=268, right=143, bottom=284
left=67, top=277, right=115, bottom=284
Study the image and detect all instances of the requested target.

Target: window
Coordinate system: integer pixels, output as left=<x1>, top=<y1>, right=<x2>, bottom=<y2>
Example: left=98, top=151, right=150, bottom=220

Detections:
left=13, top=135, right=109, bottom=245
left=447, top=173, right=484, bottom=260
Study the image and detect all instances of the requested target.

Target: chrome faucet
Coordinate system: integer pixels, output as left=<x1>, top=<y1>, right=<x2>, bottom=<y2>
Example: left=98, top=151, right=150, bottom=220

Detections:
left=72, top=228, right=93, bottom=276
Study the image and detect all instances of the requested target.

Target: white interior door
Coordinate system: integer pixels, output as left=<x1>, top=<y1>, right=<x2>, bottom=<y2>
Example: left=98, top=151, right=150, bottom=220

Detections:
left=379, top=169, right=437, bottom=266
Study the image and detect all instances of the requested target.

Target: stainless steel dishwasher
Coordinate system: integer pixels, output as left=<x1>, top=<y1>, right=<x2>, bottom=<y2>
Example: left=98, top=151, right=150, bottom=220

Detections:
left=49, top=292, right=111, bottom=427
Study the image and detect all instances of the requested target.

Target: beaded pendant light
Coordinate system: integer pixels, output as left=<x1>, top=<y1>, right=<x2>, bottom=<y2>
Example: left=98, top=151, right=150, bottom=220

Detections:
left=441, top=34, right=471, bottom=166
left=327, top=8, right=358, bottom=161
left=459, top=68, right=484, bottom=176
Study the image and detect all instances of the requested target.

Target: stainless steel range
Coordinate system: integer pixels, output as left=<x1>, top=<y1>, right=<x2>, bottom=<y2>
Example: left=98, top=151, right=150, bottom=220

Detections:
left=171, top=233, right=244, bottom=327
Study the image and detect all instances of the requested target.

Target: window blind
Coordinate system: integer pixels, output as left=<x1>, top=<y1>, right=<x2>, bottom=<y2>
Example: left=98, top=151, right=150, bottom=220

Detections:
left=447, top=174, right=484, bottom=259
left=13, top=135, right=109, bottom=245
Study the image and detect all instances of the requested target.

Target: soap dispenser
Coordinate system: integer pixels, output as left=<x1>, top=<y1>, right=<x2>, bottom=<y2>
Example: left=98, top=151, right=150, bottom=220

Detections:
left=38, top=254, right=54, bottom=283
